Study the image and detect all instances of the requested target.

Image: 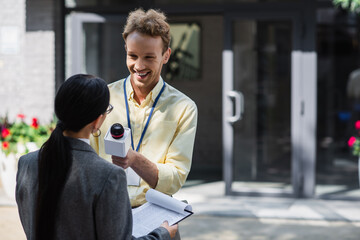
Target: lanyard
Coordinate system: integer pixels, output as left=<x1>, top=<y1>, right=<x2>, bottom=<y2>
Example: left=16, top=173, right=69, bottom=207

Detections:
left=123, top=76, right=166, bottom=152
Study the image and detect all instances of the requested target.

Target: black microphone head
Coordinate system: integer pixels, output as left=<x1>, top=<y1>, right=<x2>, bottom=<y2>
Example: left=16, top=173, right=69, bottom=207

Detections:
left=110, top=123, right=124, bottom=139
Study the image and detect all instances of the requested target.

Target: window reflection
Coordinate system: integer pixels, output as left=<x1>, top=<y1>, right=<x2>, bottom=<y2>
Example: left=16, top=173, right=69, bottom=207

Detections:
left=316, top=8, right=360, bottom=198
left=164, top=23, right=201, bottom=81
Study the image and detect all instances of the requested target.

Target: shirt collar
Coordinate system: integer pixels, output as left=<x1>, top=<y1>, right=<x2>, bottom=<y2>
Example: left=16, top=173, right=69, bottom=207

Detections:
left=125, top=75, right=133, bottom=101
left=77, top=138, right=90, bottom=145
left=126, top=76, right=164, bottom=104
left=149, top=77, right=164, bottom=102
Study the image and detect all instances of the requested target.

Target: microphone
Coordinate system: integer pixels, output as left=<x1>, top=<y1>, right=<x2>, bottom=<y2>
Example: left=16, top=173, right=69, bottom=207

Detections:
left=104, top=123, right=140, bottom=186
left=104, top=123, right=131, bottom=157
left=111, top=123, right=124, bottom=139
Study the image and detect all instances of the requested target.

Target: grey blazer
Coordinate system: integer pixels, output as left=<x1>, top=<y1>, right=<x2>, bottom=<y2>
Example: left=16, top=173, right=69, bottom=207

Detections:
left=16, top=137, right=170, bottom=240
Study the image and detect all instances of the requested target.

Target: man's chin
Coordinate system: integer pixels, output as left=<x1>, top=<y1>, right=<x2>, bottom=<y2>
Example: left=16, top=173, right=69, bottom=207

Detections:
left=131, top=80, right=148, bottom=90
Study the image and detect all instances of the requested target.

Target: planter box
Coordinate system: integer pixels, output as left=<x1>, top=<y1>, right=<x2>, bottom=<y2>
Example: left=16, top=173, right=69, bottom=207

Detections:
left=0, top=142, right=38, bottom=200
left=0, top=152, right=17, bottom=200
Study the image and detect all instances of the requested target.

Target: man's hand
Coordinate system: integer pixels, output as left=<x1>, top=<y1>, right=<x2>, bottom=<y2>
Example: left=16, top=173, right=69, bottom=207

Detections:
left=111, top=149, right=137, bottom=169
left=160, top=221, right=178, bottom=239
left=111, top=150, right=159, bottom=188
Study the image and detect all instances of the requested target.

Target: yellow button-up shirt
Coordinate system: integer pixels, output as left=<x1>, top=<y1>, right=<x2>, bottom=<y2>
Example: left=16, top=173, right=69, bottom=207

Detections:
left=90, top=77, right=198, bottom=207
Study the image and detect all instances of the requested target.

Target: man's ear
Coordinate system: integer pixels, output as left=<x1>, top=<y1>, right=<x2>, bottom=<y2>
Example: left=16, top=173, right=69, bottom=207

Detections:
left=163, top=48, right=171, bottom=64
left=124, top=44, right=127, bottom=51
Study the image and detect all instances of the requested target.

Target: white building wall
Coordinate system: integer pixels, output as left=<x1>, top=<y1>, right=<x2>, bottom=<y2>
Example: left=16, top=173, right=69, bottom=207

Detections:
left=0, top=0, right=26, bottom=121
left=0, top=0, right=55, bottom=124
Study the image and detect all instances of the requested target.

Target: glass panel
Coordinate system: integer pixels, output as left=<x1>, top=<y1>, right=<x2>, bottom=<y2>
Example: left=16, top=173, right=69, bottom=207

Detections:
left=82, top=22, right=128, bottom=84
left=232, top=20, right=292, bottom=192
left=316, top=8, right=360, bottom=199
left=163, top=23, right=201, bottom=81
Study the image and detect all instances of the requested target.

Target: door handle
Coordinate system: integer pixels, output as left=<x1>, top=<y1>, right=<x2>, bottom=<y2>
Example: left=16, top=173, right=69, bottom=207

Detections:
left=226, top=90, right=244, bottom=123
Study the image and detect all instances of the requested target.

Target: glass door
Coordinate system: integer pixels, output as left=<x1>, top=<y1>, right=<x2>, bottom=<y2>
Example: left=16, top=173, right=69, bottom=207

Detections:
left=233, top=20, right=292, bottom=193
left=223, top=12, right=313, bottom=197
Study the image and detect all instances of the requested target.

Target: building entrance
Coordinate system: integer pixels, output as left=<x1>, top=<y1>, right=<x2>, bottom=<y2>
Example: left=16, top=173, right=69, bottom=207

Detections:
left=222, top=12, right=313, bottom=197
left=233, top=19, right=292, bottom=194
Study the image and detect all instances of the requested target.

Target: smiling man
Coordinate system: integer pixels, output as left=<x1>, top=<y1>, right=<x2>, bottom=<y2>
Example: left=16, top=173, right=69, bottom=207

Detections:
left=90, top=8, right=198, bottom=216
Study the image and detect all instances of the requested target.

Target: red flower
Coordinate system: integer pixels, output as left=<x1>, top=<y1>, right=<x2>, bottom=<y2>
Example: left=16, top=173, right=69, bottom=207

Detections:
left=1, top=128, right=10, bottom=138
left=31, top=118, right=39, bottom=129
left=355, top=120, right=360, bottom=130
left=2, top=141, right=9, bottom=150
left=348, top=136, right=357, bottom=147
left=17, top=114, right=26, bottom=119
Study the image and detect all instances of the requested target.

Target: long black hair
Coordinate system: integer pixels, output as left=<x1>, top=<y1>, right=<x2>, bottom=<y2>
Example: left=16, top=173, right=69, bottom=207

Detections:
left=35, top=74, right=109, bottom=240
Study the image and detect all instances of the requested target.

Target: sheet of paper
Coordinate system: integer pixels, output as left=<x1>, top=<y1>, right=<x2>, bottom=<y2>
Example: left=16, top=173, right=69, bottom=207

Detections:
left=126, top=167, right=140, bottom=186
left=146, top=189, right=192, bottom=213
left=132, top=202, right=192, bottom=238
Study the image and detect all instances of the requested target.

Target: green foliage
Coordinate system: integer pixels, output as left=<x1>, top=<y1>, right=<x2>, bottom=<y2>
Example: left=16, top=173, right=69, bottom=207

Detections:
left=333, top=0, right=360, bottom=13
left=352, top=137, right=360, bottom=156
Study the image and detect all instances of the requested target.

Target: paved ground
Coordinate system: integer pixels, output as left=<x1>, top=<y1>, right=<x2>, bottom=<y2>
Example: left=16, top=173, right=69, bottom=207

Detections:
left=1, top=181, right=360, bottom=240
left=1, top=206, right=360, bottom=240
left=0, top=207, right=25, bottom=240
left=180, top=215, right=360, bottom=240
left=173, top=181, right=360, bottom=222
left=174, top=181, right=360, bottom=240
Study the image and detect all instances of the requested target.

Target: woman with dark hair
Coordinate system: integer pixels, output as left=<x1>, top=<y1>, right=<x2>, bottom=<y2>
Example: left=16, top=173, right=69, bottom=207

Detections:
left=15, top=74, right=176, bottom=240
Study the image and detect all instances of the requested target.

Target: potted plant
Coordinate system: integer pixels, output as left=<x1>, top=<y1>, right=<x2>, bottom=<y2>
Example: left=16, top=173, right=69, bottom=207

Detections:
left=0, top=114, right=54, bottom=200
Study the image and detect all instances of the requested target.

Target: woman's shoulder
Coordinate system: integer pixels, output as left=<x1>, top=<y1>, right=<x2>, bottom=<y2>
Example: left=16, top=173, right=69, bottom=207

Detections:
left=89, top=155, right=128, bottom=196
left=97, top=155, right=125, bottom=174
left=18, top=150, right=39, bottom=167
left=79, top=151, right=126, bottom=179
left=19, top=150, right=39, bottom=160
left=69, top=151, right=127, bottom=195
left=17, top=150, right=40, bottom=183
